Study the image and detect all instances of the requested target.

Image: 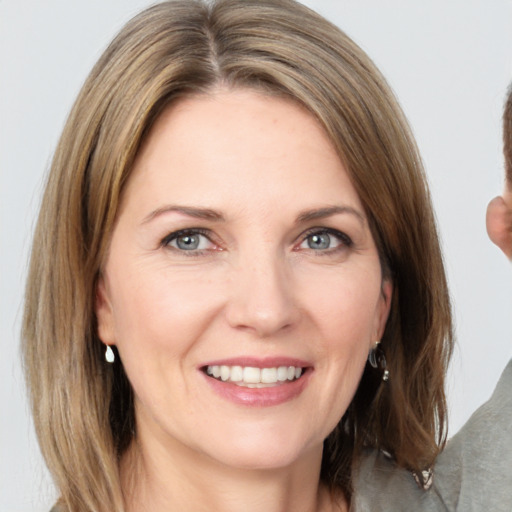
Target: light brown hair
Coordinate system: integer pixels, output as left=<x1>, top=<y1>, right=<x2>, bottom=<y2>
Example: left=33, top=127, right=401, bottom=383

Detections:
left=22, top=1, right=453, bottom=510
left=504, top=83, right=512, bottom=185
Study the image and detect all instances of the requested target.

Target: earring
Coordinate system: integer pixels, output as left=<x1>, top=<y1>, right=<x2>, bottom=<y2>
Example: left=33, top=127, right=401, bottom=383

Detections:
left=368, top=341, right=389, bottom=381
left=105, top=345, right=115, bottom=364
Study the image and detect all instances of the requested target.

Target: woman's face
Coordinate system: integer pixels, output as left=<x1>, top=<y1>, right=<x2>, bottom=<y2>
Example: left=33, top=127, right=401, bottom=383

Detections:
left=96, top=89, right=392, bottom=471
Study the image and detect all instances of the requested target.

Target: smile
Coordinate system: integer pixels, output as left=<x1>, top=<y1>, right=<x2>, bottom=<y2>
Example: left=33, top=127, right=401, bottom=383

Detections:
left=200, top=357, right=312, bottom=406
left=205, top=365, right=303, bottom=387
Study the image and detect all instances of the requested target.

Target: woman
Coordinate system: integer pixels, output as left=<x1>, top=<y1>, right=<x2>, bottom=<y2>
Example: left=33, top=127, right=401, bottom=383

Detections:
left=21, top=1, right=511, bottom=511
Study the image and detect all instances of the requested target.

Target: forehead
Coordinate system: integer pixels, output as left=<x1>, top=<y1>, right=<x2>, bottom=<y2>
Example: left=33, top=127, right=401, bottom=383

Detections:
left=121, top=89, right=364, bottom=220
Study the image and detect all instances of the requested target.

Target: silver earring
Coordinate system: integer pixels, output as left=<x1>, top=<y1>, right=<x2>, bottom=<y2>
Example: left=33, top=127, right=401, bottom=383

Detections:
left=105, top=345, right=115, bottom=364
left=368, top=341, right=389, bottom=381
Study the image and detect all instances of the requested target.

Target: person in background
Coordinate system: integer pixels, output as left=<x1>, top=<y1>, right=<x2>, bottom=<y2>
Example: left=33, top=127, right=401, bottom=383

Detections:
left=487, top=84, right=512, bottom=260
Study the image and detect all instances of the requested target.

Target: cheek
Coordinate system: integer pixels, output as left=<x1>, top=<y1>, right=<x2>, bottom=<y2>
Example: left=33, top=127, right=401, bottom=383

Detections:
left=298, top=267, right=382, bottom=414
left=107, top=269, right=226, bottom=420
left=109, top=267, right=224, bottom=362
left=299, top=266, right=383, bottom=345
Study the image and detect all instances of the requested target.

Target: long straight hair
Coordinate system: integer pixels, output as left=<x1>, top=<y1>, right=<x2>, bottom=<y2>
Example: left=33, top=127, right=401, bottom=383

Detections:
left=504, top=83, right=512, bottom=183
left=22, top=1, right=453, bottom=510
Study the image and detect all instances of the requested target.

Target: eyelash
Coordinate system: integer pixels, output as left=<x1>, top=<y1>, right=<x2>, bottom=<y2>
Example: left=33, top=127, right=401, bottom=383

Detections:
left=298, top=227, right=353, bottom=254
left=160, top=227, right=353, bottom=255
left=160, top=228, right=217, bottom=256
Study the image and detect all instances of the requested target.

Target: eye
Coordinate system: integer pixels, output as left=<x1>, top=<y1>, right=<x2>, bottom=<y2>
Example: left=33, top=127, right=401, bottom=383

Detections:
left=306, top=232, right=333, bottom=250
left=161, top=229, right=216, bottom=252
left=298, top=228, right=352, bottom=252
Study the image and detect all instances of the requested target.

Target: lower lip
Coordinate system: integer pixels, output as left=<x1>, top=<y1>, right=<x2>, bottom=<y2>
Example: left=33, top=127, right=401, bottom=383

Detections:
left=201, top=370, right=312, bottom=407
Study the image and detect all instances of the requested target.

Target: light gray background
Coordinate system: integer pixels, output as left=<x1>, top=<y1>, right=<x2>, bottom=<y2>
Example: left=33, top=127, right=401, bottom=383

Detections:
left=1, top=1, right=512, bottom=510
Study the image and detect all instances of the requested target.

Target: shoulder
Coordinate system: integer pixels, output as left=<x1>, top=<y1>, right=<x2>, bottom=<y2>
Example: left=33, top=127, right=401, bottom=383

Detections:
left=352, top=450, right=444, bottom=511
left=352, top=360, right=512, bottom=512
left=434, top=359, right=512, bottom=511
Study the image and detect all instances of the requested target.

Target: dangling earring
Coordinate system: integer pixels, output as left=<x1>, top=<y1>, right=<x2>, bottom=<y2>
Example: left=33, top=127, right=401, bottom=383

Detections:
left=368, top=341, right=389, bottom=381
left=105, top=345, right=115, bottom=364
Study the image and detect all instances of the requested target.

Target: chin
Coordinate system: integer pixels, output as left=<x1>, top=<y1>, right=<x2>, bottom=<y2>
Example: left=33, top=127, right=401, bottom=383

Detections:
left=197, top=423, right=323, bottom=472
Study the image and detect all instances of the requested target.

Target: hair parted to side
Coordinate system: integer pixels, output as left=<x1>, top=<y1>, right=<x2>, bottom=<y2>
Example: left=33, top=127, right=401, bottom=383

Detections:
left=504, top=83, right=512, bottom=185
left=22, top=1, right=453, bottom=510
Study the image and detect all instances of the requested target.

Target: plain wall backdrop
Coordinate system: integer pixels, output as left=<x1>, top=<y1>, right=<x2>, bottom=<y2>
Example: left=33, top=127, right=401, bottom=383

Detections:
left=1, top=1, right=511, bottom=510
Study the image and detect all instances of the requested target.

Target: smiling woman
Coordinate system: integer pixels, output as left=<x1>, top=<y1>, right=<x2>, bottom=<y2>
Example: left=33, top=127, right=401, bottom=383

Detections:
left=21, top=0, right=504, bottom=511
left=95, top=91, right=392, bottom=495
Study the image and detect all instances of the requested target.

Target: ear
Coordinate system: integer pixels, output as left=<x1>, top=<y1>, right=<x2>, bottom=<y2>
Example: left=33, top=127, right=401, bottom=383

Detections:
left=95, top=274, right=116, bottom=346
left=486, top=195, right=512, bottom=259
left=373, top=279, right=393, bottom=342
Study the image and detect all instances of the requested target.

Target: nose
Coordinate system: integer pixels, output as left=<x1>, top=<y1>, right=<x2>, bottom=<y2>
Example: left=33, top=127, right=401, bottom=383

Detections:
left=224, top=253, right=299, bottom=338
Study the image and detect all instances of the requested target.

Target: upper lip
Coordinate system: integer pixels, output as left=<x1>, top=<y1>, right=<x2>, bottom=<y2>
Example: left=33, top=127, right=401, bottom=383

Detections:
left=199, top=356, right=312, bottom=369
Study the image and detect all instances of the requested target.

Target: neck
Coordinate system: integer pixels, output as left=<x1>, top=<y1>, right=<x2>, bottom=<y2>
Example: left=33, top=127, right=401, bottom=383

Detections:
left=120, top=430, right=345, bottom=512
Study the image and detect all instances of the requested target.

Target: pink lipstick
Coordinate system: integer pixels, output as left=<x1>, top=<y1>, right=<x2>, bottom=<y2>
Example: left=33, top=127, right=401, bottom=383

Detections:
left=199, top=357, right=313, bottom=407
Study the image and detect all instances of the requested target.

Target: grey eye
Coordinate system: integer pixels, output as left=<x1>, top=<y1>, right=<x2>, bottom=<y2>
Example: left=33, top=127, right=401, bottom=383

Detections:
left=175, top=234, right=201, bottom=250
left=307, top=233, right=331, bottom=250
left=162, top=229, right=215, bottom=253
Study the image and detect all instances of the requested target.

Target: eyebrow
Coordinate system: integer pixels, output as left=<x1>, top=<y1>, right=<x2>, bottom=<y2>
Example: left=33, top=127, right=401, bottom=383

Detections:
left=295, top=206, right=365, bottom=226
left=141, top=204, right=365, bottom=226
left=141, top=205, right=225, bottom=224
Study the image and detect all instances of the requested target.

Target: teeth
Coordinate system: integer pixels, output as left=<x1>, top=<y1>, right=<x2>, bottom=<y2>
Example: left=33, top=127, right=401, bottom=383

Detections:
left=230, top=365, right=243, bottom=382
left=243, top=367, right=261, bottom=383
left=205, top=365, right=304, bottom=385
left=261, top=367, right=277, bottom=383
left=220, top=365, right=230, bottom=382
left=277, top=366, right=288, bottom=382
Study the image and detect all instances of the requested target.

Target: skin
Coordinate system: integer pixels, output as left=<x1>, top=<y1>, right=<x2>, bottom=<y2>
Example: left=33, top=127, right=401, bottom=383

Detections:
left=486, top=186, right=512, bottom=259
left=96, top=89, right=392, bottom=512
